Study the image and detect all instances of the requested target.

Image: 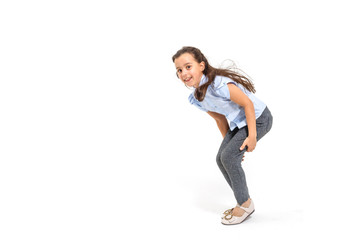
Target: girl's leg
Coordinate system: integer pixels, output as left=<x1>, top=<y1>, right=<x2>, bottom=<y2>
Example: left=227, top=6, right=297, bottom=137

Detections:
left=254, top=107, right=273, bottom=141
left=220, top=127, right=250, bottom=205
left=220, top=107, right=273, bottom=205
left=216, top=128, right=239, bottom=189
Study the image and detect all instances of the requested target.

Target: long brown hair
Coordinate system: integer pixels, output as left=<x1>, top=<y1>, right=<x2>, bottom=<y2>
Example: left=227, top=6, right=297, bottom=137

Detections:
left=172, top=46, right=256, bottom=101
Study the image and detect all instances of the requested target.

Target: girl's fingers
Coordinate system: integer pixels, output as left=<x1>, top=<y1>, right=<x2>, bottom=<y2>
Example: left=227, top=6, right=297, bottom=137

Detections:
left=240, top=138, right=248, bottom=151
left=240, top=143, right=246, bottom=151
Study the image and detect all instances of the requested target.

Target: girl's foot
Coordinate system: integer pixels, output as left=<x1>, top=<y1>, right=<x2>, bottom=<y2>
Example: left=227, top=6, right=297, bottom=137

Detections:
left=232, top=198, right=251, bottom=217
left=221, top=199, right=255, bottom=225
left=221, top=198, right=251, bottom=218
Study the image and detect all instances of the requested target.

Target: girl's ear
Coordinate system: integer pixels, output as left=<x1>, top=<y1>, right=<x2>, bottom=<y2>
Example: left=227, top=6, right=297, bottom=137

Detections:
left=200, top=61, right=205, bottom=71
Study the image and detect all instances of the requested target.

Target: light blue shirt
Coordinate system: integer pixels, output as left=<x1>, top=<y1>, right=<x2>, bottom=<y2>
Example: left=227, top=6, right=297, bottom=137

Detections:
left=189, top=74, right=267, bottom=131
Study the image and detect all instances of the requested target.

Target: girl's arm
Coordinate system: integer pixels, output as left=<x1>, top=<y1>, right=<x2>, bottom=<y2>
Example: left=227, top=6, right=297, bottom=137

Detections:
left=227, top=83, right=257, bottom=152
left=207, top=111, right=229, bottom=138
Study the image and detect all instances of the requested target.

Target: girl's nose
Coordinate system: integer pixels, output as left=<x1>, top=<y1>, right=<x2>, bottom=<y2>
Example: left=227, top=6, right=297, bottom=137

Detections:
left=181, top=71, right=188, bottom=78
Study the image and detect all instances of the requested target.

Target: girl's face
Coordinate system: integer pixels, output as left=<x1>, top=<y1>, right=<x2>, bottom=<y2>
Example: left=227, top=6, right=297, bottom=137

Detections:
left=174, top=53, right=205, bottom=88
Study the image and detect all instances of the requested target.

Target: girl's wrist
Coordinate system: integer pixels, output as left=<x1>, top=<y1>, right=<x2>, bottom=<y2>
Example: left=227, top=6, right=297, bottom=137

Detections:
left=248, top=134, right=257, bottom=139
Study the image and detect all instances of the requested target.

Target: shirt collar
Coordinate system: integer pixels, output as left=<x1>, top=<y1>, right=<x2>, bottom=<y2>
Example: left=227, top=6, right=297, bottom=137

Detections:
left=198, top=74, right=208, bottom=87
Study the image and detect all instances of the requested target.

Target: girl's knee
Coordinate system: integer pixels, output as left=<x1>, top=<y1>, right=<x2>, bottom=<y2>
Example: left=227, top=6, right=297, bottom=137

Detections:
left=220, top=150, right=241, bottom=168
left=216, top=152, right=223, bottom=166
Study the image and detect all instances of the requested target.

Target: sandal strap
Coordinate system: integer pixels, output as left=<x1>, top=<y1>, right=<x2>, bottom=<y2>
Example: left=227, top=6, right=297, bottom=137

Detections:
left=239, top=206, right=252, bottom=213
left=237, top=200, right=253, bottom=213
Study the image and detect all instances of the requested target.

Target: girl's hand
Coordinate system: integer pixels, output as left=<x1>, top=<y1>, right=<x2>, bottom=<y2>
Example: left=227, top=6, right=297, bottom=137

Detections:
left=240, top=136, right=257, bottom=152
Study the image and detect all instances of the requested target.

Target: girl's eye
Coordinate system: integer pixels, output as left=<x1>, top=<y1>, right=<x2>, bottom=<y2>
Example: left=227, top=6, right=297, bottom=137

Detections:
left=177, top=69, right=182, bottom=73
left=186, top=65, right=191, bottom=69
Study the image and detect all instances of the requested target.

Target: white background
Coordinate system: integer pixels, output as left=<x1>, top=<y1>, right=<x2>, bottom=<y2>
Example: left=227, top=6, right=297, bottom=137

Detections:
left=1, top=0, right=359, bottom=239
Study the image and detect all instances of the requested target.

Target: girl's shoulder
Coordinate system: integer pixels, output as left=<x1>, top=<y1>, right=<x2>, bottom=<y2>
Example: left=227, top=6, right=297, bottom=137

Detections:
left=211, top=75, right=248, bottom=99
left=212, top=75, right=237, bottom=89
left=188, top=91, right=196, bottom=103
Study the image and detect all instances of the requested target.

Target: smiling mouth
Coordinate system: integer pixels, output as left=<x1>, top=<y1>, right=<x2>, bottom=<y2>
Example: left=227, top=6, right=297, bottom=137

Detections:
left=184, top=77, right=192, bottom=83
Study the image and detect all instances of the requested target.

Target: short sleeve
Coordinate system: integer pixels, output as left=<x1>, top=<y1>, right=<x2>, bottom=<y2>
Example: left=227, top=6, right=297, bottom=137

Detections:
left=213, top=76, right=237, bottom=100
left=188, top=93, right=208, bottom=112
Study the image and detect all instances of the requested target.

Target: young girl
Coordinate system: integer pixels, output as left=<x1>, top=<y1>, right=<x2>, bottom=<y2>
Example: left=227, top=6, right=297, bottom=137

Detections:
left=172, top=46, right=273, bottom=225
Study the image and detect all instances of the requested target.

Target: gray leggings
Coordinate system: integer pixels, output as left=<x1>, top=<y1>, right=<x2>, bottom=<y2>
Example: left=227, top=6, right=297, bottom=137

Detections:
left=216, top=106, right=273, bottom=205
